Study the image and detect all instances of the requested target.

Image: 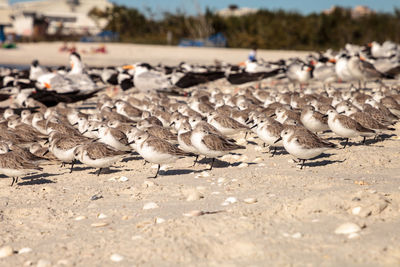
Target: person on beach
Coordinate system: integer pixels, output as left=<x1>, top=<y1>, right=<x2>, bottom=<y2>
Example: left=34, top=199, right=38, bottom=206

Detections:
left=248, top=46, right=258, bottom=62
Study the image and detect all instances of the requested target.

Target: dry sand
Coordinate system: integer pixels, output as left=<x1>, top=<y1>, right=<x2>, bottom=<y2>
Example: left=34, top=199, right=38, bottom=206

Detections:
left=0, top=41, right=309, bottom=66
left=0, top=43, right=400, bottom=266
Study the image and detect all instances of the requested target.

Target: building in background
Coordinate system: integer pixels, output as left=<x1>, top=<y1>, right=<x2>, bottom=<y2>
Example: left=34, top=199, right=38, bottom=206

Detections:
left=217, top=5, right=258, bottom=17
left=323, top=5, right=375, bottom=18
left=0, top=0, right=12, bottom=43
left=1, top=0, right=111, bottom=40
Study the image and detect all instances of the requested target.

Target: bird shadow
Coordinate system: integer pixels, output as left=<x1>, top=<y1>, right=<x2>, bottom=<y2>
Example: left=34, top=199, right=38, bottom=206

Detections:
left=18, top=178, right=55, bottom=186
left=327, top=136, right=346, bottom=142
left=161, top=169, right=195, bottom=176
left=261, top=147, right=288, bottom=156
left=121, top=156, right=142, bottom=162
left=246, top=140, right=258, bottom=145
left=304, top=158, right=346, bottom=168
left=21, top=172, right=61, bottom=180
left=231, top=161, right=257, bottom=167
left=69, top=166, right=93, bottom=172
left=16, top=172, right=60, bottom=186
left=196, top=158, right=256, bottom=169
left=367, top=134, right=396, bottom=145
left=313, top=153, right=335, bottom=159
left=88, top=168, right=121, bottom=175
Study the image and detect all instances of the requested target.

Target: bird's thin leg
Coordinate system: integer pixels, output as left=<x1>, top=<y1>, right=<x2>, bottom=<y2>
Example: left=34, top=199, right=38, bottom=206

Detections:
left=70, top=159, right=76, bottom=173
left=60, top=162, right=65, bottom=168
left=143, top=160, right=148, bottom=166
left=343, top=138, right=349, bottom=149
left=362, top=136, right=366, bottom=145
left=209, top=158, right=215, bottom=171
left=97, top=168, right=102, bottom=176
left=153, top=164, right=160, bottom=178
left=270, top=146, right=277, bottom=157
left=244, top=131, right=248, bottom=140
left=10, top=177, right=16, bottom=186
left=192, top=155, right=199, bottom=167
left=300, top=159, right=306, bottom=170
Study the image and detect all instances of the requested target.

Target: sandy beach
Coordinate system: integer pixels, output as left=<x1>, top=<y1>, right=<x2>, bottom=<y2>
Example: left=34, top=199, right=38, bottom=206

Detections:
left=0, top=43, right=400, bottom=266
left=0, top=42, right=310, bottom=67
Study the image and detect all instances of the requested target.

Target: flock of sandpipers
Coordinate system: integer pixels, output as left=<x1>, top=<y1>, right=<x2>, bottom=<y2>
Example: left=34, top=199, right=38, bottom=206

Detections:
left=0, top=41, right=399, bottom=186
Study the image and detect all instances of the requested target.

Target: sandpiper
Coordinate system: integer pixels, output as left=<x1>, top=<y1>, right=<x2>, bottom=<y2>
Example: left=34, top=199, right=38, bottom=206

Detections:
left=275, top=128, right=336, bottom=169
left=190, top=126, right=245, bottom=170
left=114, top=100, right=142, bottom=122
left=252, top=116, right=284, bottom=156
left=0, top=142, right=43, bottom=186
left=207, top=111, right=249, bottom=136
left=326, top=109, right=375, bottom=148
left=131, top=131, right=192, bottom=178
left=74, top=142, right=128, bottom=176
left=300, top=105, right=329, bottom=133
left=177, top=121, right=200, bottom=165
left=48, top=132, right=88, bottom=173
left=96, top=124, right=131, bottom=152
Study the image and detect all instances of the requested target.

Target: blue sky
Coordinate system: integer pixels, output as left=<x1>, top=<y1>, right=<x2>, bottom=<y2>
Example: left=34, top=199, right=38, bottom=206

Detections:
left=10, top=0, right=400, bottom=15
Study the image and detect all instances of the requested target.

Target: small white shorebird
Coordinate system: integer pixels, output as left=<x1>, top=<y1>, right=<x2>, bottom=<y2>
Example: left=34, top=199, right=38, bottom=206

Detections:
left=207, top=111, right=249, bottom=136
left=190, top=126, right=246, bottom=170
left=95, top=124, right=131, bottom=152
left=251, top=116, right=283, bottom=157
left=275, top=128, right=336, bottom=169
left=300, top=105, right=329, bottom=133
left=131, top=131, right=192, bottom=178
left=177, top=121, right=201, bottom=166
left=48, top=131, right=88, bottom=173
left=326, top=109, right=375, bottom=148
left=74, top=142, right=128, bottom=176
left=0, top=142, right=43, bottom=186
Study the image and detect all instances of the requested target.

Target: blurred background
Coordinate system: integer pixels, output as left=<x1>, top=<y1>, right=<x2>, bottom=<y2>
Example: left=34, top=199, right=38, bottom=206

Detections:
left=0, top=0, right=399, bottom=50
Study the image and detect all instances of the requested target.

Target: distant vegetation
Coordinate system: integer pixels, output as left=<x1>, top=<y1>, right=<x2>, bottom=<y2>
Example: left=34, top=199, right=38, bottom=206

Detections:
left=89, top=5, right=400, bottom=50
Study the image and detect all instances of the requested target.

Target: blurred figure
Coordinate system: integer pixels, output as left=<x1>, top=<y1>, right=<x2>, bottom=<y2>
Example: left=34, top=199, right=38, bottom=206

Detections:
left=59, top=42, right=68, bottom=52
left=248, top=46, right=258, bottom=62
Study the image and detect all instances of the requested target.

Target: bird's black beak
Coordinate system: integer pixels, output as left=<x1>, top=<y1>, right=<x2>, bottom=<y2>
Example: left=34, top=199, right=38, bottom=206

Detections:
left=44, top=139, right=49, bottom=145
left=170, top=121, right=175, bottom=127
left=250, top=124, right=258, bottom=129
left=338, top=111, right=345, bottom=114
left=128, top=140, right=135, bottom=145
left=274, top=137, right=282, bottom=144
left=72, top=122, right=78, bottom=126
left=270, top=113, right=276, bottom=118
left=322, top=114, right=328, bottom=118
left=92, top=128, right=99, bottom=132
left=43, top=150, right=49, bottom=156
left=246, top=119, right=254, bottom=125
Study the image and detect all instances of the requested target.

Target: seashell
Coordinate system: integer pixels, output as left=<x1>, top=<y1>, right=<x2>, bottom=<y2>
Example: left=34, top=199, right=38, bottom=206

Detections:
left=155, top=217, right=165, bottom=224
left=0, top=245, right=13, bottom=258
left=18, top=247, right=32, bottom=254
left=243, top=197, right=257, bottom=204
left=183, top=210, right=204, bottom=217
left=334, top=223, right=361, bottom=235
left=74, top=215, right=87, bottom=221
left=91, top=222, right=109, bottom=228
left=110, top=253, right=124, bottom=262
left=119, top=176, right=129, bottom=182
left=143, top=202, right=159, bottom=210
left=97, top=213, right=107, bottom=219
